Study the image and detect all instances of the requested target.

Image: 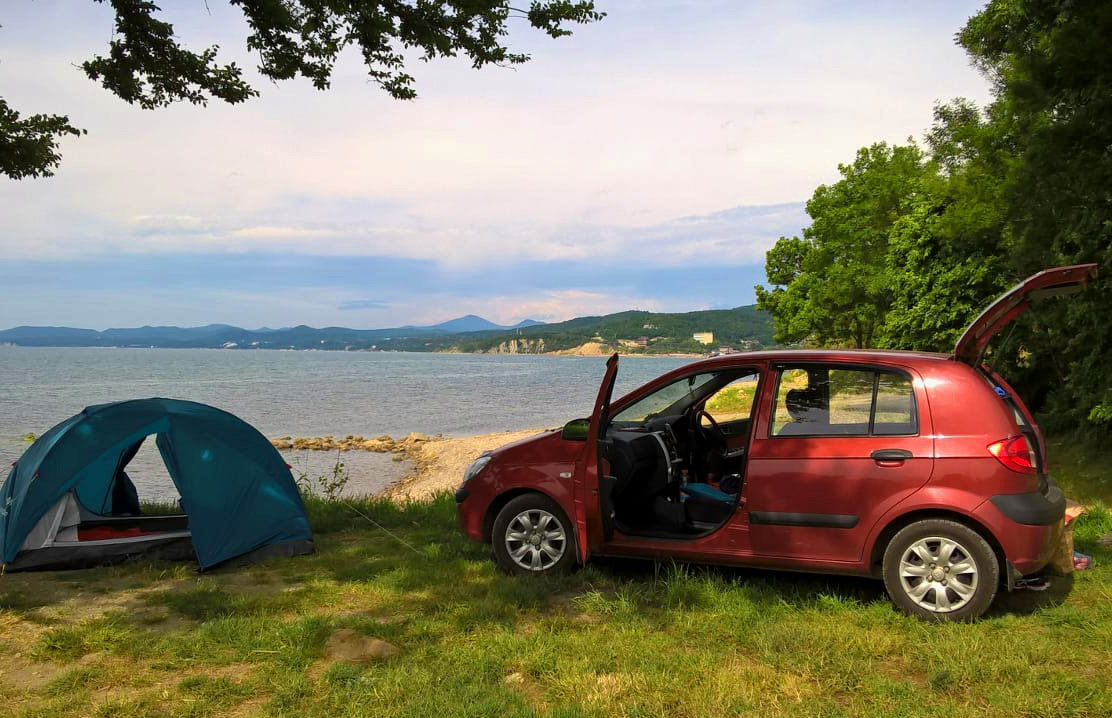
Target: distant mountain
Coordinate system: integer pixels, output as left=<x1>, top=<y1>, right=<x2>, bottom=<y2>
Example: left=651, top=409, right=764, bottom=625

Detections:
left=0, top=315, right=548, bottom=350
left=411, top=314, right=542, bottom=333
left=0, top=326, right=100, bottom=342
left=0, top=308, right=771, bottom=354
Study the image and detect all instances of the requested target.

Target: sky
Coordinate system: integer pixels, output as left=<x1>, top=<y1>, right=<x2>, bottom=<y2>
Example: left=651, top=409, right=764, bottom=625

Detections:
left=0, top=0, right=992, bottom=330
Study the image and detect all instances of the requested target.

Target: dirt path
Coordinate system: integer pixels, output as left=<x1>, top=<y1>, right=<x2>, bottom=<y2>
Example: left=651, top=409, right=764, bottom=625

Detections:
left=384, top=429, right=545, bottom=501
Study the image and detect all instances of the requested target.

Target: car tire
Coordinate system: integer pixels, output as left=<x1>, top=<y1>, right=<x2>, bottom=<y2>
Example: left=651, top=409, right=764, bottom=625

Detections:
left=492, top=494, right=577, bottom=577
left=882, top=519, right=999, bottom=622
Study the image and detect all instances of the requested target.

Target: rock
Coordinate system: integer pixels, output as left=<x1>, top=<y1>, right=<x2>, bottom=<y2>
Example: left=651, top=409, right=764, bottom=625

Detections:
left=407, top=432, right=430, bottom=443
left=324, top=629, right=399, bottom=663
left=362, top=439, right=393, bottom=452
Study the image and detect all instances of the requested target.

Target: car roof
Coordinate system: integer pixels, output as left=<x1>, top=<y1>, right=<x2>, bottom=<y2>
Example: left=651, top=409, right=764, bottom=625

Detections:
left=675, top=348, right=953, bottom=371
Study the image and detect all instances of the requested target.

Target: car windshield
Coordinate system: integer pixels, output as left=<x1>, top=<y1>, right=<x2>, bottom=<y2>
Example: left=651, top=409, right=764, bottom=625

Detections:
left=611, top=373, right=720, bottom=425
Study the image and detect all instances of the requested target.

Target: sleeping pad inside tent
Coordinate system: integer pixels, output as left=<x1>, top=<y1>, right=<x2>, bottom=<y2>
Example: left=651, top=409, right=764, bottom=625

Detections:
left=0, top=398, right=314, bottom=571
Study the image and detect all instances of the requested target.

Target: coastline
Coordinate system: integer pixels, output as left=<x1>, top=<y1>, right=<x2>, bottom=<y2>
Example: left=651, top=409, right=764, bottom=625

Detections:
left=383, top=428, right=545, bottom=501
left=275, top=428, right=546, bottom=501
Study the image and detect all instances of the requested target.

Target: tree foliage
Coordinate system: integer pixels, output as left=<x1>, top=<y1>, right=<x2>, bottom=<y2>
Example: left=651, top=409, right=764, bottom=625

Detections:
left=1, top=0, right=603, bottom=179
left=758, top=0, right=1112, bottom=434
left=0, top=99, right=85, bottom=179
left=755, top=143, right=929, bottom=348
left=959, top=0, right=1112, bottom=432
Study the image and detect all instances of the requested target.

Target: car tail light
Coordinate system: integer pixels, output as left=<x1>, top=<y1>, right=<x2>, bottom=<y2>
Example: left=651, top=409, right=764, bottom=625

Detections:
left=988, top=435, right=1037, bottom=474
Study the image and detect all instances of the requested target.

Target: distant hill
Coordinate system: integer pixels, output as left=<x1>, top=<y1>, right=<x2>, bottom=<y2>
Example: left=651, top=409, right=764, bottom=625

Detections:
left=0, top=315, right=543, bottom=350
left=452, top=305, right=773, bottom=355
left=0, top=307, right=771, bottom=354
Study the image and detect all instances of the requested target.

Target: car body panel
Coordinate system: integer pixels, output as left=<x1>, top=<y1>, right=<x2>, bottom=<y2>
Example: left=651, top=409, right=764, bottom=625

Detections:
left=455, top=429, right=580, bottom=542
left=578, top=353, right=619, bottom=562
left=744, top=359, right=935, bottom=563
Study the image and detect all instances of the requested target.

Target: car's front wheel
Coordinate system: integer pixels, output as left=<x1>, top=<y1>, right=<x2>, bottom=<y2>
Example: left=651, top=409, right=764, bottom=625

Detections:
left=882, top=519, right=999, bottom=622
left=492, top=494, right=576, bottom=576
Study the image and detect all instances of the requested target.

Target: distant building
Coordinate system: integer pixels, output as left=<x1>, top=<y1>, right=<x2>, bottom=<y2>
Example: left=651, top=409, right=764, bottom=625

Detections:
left=636, top=336, right=650, bottom=348
left=642, top=323, right=656, bottom=330
left=693, top=331, right=714, bottom=345
left=717, top=346, right=732, bottom=355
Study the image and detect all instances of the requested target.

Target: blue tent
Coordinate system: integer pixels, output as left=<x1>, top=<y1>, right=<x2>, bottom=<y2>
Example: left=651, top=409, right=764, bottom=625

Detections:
left=0, top=398, right=313, bottom=571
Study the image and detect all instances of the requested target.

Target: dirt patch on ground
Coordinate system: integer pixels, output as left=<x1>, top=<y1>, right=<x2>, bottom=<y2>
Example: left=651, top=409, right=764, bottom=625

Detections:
left=306, top=628, right=399, bottom=680
left=0, top=652, right=64, bottom=692
left=504, top=671, right=548, bottom=709
left=323, top=628, right=398, bottom=663
left=383, top=429, right=544, bottom=501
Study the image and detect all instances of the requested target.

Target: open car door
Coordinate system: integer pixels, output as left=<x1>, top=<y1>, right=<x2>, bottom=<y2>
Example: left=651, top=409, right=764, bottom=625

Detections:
left=954, top=264, right=1098, bottom=365
left=575, top=353, right=619, bottom=563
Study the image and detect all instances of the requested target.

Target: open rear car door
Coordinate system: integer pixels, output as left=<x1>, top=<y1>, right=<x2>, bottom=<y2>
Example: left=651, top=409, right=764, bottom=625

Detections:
left=575, top=353, right=619, bottom=563
left=954, top=264, right=1099, bottom=365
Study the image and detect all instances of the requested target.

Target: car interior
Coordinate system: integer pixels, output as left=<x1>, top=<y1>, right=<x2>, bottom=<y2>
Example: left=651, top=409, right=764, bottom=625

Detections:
left=599, top=368, right=760, bottom=539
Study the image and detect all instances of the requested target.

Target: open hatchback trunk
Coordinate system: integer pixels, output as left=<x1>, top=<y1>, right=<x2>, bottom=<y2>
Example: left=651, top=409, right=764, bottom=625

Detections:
left=953, top=264, right=1098, bottom=365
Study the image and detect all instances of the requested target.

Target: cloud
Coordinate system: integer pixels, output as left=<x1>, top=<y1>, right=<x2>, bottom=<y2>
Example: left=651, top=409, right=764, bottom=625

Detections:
left=337, top=299, right=392, bottom=311
left=0, top=194, right=809, bottom=269
left=0, top=0, right=991, bottom=328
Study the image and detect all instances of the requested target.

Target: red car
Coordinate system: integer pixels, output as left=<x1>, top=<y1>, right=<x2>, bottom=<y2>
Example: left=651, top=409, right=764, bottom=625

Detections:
left=456, top=265, right=1096, bottom=621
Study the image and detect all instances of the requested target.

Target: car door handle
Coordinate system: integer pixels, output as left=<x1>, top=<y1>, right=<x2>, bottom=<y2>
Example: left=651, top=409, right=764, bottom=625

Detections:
left=871, top=449, right=913, bottom=463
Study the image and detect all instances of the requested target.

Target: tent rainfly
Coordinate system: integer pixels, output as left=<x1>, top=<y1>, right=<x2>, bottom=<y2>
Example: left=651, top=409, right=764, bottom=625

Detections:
left=0, top=398, right=314, bottom=571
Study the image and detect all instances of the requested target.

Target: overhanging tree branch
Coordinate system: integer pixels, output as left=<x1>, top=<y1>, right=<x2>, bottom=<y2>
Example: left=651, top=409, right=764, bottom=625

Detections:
left=1, top=0, right=603, bottom=179
left=0, top=98, right=86, bottom=180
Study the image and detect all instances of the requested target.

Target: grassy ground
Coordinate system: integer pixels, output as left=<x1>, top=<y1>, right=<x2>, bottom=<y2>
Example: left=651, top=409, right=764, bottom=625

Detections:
left=1048, top=435, right=1112, bottom=504
left=2, top=464, right=1111, bottom=716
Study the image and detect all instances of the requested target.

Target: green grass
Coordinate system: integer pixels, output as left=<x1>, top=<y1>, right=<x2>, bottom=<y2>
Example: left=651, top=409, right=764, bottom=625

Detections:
left=1048, top=435, right=1112, bottom=504
left=2, top=449, right=1111, bottom=717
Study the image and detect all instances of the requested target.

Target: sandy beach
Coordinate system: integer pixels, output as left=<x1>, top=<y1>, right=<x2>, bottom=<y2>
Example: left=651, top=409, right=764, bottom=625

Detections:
left=383, top=428, right=545, bottom=500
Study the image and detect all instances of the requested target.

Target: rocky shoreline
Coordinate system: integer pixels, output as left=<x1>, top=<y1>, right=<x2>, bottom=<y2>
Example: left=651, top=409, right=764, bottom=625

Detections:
left=270, top=429, right=543, bottom=500
left=270, top=432, right=436, bottom=453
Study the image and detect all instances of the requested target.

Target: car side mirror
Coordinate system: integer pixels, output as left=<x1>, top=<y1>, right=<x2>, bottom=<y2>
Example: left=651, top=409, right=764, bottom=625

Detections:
left=562, top=418, right=591, bottom=441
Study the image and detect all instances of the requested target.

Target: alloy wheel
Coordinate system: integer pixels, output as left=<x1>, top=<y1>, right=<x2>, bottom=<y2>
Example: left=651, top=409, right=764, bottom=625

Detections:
left=504, top=509, right=567, bottom=571
left=898, top=536, right=980, bottom=613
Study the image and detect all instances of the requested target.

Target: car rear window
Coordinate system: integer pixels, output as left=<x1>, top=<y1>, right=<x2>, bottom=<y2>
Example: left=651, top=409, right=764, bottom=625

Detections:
left=771, top=364, right=917, bottom=437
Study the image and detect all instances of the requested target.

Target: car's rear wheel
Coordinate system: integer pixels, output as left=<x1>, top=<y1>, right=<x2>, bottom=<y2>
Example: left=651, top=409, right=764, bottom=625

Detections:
left=492, top=494, right=576, bottom=576
left=882, top=519, right=999, bottom=622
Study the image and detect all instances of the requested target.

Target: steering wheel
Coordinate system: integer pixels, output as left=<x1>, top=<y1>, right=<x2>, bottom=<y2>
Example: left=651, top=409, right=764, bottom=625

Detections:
left=693, top=409, right=728, bottom=454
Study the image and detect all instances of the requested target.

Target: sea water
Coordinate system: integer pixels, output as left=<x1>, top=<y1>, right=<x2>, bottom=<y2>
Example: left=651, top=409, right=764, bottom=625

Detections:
left=0, top=348, right=689, bottom=499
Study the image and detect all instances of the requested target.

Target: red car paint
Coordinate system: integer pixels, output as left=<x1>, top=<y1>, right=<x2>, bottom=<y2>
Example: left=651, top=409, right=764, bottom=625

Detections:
left=457, top=265, right=1095, bottom=586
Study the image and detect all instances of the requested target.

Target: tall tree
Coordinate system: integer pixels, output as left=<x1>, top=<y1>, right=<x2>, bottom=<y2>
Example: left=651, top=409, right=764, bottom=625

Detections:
left=756, top=143, right=930, bottom=348
left=879, top=100, right=1011, bottom=351
left=1, top=0, right=603, bottom=179
left=959, top=0, right=1112, bottom=432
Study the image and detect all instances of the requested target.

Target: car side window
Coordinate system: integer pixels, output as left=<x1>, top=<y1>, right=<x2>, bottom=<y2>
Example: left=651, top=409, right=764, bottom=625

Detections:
left=828, top=369, right=875, bottom=429
left=873, top=372, right=916, bottom=435
left=701, top=373, right=760, bottom=426
left=771, top=365, right=917, bottom=437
